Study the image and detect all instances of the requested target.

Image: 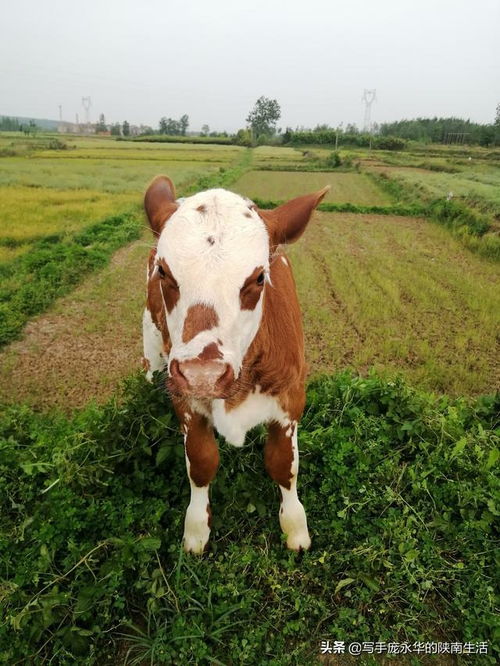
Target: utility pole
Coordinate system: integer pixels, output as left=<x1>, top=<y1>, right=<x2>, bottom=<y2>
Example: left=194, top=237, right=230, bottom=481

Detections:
left=362, top=89, right=377, bottom=133
left=81, top=96, right=92, bottom=132
left=335, top=122, right=343, bottom=150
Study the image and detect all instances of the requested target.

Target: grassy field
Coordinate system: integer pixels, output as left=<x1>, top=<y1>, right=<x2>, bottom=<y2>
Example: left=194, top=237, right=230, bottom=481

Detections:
left=0, top=136, right=499, bottom=664
left=370, top=164, right=500, bottom=215
left=233, top=171, right=392, bottom=205
left=291, top=211, right=499, bottom=395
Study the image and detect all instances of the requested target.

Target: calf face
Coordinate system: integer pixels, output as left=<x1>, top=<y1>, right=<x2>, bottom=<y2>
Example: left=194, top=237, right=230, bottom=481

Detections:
left=143, top=175, right=328, bottom=553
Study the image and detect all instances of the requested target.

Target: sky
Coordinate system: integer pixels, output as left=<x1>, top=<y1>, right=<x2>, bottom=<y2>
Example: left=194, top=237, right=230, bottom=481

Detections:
left=1, top=0, right=499, bottom=132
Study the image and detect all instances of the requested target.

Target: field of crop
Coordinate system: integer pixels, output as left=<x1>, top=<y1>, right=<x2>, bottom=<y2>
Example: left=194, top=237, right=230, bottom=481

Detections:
left=0, top=135, right=498, bottom=664
left=371, top=164, right=500, bottom=215
left=233, top=171, right=392, bottom=205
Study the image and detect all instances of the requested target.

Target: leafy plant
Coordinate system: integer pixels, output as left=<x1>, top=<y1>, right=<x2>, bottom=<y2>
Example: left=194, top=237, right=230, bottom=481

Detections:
left=0, top=372, right=498, bottom=664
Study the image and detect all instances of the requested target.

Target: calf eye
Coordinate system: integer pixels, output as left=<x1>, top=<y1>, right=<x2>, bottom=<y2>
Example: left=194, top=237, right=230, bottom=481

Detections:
left=157, top=264, right=166, bottom=278
left=257, top=272, right=265, bottom=286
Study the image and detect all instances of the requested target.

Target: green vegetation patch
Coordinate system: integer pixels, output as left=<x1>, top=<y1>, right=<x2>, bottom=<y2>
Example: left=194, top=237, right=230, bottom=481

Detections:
left=0, top=373, right=498, bottom=664
left=0, top=213, right=142, bottom=347
left=233, top=171, right=392, bottom=206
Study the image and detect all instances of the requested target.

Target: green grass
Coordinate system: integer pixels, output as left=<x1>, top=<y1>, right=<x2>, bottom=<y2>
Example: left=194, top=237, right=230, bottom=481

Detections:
left=0, top=212, right=143, bottom=347
left=233, top=171, right=392, bottom=206
left=0, top=372, right=497, bottom=664
left=290, top=211, right=500, bottom=396
left=379, top=165, right=500, bottom=215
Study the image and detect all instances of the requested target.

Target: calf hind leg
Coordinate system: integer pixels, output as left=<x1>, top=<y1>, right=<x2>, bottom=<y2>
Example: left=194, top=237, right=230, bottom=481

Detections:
left=265, top=421, right=311, bottom=551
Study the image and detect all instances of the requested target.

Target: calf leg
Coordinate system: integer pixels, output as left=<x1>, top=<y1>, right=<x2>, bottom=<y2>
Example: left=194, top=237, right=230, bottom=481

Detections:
left=265, top=421, right=311, bottom=551
left=182, top=412, right=219, bottom=554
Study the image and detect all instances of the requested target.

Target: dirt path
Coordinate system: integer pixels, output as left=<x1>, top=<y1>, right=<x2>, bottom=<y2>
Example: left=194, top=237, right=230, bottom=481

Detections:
left=0, top=233, right=151, bottom=410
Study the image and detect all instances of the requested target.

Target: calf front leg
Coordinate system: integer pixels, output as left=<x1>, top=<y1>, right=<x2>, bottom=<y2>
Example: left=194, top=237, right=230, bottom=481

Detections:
left=182, top=412, right=219, bottom=554
left=265, top=420, right=311, bottom=551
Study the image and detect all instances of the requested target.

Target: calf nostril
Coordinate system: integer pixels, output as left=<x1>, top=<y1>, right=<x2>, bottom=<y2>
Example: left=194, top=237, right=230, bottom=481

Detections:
left=217, top=363, right=234, bottom=386
left=170, top=359, right=186, bottom=380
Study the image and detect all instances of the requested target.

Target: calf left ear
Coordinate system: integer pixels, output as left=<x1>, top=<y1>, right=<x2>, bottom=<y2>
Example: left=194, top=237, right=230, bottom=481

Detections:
left=144, top=175, right=179, bottom=236
left=258, top=186, right=330, bottom=247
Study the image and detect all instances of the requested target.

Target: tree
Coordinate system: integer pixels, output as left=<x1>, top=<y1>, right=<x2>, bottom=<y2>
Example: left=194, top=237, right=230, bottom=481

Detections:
left=122, top=120, right=130, bottom=136
left=95, top=113, right=107, bottom=133
left=201, top=124, right=210, bottom=136
left=246, top=96, right=281, bottom=138
left=179, top=114, right=189, bottom=135
left=495, top=103, right=500, bottom=127
left=110, top=123, right=121, bottom=136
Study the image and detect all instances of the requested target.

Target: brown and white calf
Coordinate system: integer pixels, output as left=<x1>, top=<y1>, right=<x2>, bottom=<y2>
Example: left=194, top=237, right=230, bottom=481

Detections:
left=142, top=175, right=328, bottom=554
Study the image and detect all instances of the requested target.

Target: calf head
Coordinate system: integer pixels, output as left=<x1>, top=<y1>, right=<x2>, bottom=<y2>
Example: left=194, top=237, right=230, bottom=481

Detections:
left=144, top=175, right=328, bottom=399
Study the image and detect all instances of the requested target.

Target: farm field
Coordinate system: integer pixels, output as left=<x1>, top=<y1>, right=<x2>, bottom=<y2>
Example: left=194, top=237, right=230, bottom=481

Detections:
left=233, top=170, right=392, bottom=205
left=0, top=136, right=498, bottom=664
left=370, top=163, right=500, bottom=214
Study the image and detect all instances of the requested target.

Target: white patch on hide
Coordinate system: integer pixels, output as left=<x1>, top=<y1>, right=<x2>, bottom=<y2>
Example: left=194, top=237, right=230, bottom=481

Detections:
left=142, top=308, right=165, bottom=381
left=211, top=386, right=290, bottom=447
left=155, top=189, right=269, bottom=376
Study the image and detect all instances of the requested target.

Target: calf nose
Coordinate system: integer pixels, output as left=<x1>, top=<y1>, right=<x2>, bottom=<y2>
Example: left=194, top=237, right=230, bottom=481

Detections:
left=170, top=359, right=234, bottom=397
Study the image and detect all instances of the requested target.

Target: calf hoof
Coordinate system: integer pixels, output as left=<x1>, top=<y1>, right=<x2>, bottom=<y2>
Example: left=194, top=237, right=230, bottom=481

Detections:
left=286, top=530, right=312, bottom=552
left=183, top=534, right=209, bottom=555
left=183, top=511, right=210, bottom=555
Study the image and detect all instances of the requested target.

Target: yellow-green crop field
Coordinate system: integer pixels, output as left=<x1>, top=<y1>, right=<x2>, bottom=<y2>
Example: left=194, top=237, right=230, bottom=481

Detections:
left=233, top=170, right=392, bottom=205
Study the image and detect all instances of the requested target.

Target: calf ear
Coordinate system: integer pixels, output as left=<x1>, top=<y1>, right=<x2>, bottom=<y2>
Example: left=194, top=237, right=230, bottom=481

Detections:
left=258, top=186, right=329, bottom=246
left=144, top=175, right=179, bottom=236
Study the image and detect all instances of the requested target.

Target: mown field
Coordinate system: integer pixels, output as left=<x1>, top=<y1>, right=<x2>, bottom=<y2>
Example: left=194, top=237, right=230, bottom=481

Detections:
left=0, top=135, right=498, bottom=664
left=233, top=171, right=392, bottom=206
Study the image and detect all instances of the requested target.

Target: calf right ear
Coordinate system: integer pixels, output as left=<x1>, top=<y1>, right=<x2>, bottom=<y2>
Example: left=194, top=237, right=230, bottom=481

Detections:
left=144, top=175, right=179, bottom=236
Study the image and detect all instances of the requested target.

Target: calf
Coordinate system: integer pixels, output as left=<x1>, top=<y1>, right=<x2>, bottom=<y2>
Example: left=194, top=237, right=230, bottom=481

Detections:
left=142, top=175, right=328, bottom=554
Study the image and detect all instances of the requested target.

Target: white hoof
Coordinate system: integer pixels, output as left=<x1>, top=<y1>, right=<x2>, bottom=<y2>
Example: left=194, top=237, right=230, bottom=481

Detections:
left=183, top=533, right=209, bottom=554
left=286, top=529, right=312, bottom=551
left=183, top=508, right=210, bottom=554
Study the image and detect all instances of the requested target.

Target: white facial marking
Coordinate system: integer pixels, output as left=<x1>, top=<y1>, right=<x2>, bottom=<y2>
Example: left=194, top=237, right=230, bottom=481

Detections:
left=279, top=427, right=311, bottom=551
left=212, top=386, right=289, bottom=447
left=183, top=453, right=211, bottom=554
left=156, top=189, right=269, bottom=377
left=281, top=256, right=288, bottom=266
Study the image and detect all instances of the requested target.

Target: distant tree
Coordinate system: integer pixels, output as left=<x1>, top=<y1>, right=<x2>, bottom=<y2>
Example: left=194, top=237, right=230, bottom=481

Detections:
left=246, top=96, right=281, bottom=138
left=179, top=114, right=189, bottom=135
left=201, top=124, right=210, bottom=136
left=495, top=103, right=500, bottom=127
left=95, top=113, right=107, bottom=133
left=159, top=116, right=189, bottom=135
left=122, top=120, right=130, bottom=136
left=110, top=123, right=121, bottom=136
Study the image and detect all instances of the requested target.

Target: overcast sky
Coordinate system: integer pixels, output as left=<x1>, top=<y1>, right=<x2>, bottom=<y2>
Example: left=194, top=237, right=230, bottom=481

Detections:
left=1, top=0, right=499, bottom=132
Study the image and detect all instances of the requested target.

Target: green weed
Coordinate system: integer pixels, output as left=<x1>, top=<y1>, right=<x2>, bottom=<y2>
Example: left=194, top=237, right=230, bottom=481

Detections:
left=0, top=372, right=497, bottom=664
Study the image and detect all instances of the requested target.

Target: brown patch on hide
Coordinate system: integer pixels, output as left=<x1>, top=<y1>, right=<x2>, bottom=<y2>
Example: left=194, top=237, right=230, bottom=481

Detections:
left=225, top=252, right=306, bottom=420
left=182, top=304, right=219, bottom=343
left=264, top=421, right=294, bottom=490
left=240, top=265, right=265, bottom=311
left=206, top=504, right=212, bottom=528
left=141, top=356, right=151, bottom=372
left=183, top=412, right=219, bottom=487
left=197, top=204, right=207, bottom=213
left=198, top=342, right=223, bottom=361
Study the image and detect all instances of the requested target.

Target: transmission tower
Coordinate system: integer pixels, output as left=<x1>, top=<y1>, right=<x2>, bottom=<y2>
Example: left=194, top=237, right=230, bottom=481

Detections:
left=362, top=89, right=377, bottom=132
left=81, top=96, right=92, bottom=128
